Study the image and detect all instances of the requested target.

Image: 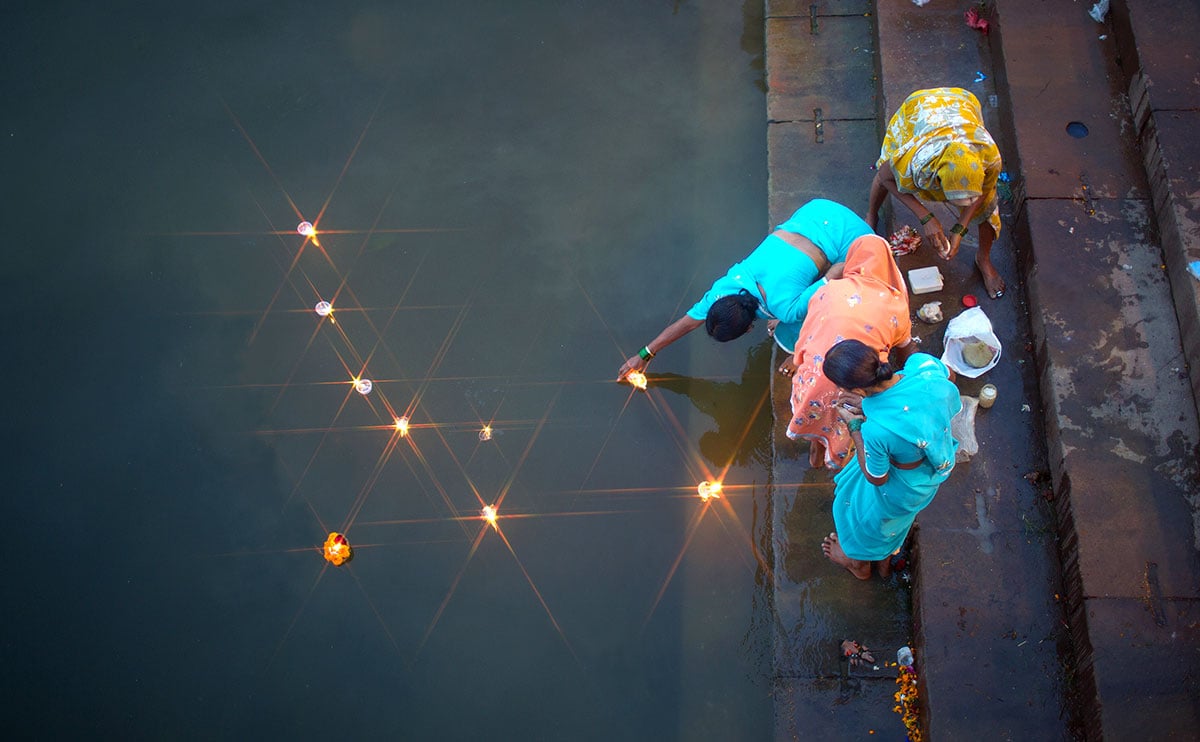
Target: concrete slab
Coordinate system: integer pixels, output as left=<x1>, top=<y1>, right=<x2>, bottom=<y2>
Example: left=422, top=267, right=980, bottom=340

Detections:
left=872, top=0, right=998, bottom=123
left=871, top=1, right=1072, bottom=734
left=767, top=0, right=871, bottom=19
left=913, top=528, right=1068, bottom=739
left=1078, top=598, right=1200, bottom=739
left=1111, top=0, right=1200, bottom=114
left=1017, top=197, right=1200, bottom=599
left=764, top=7, right=915, bottom=716
left=1139, top=109, right=1200, bottom=417
left=765, top=15, right=877, bottom=123
left=992, top=0, right=1149, bottom=201
left=766, top=119, right=877, bottom=226
left=989, top=2, right=1200, bottom=737
left=890, top=219, right=1051, bottom=539
left=773, top=482, right=912, bottom=676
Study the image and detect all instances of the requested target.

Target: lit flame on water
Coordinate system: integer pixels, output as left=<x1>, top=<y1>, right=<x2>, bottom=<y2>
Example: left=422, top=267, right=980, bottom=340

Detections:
left=479, top=425, right=493, bottom=441
left=626, top=371, right=648, bottom=390
left=481, top=504, right=498, bottom=529
left=354, top=378, right=373, bottom=395
left=697, top=481, right=722, bottom=501
left=394, top=416, right=409, bottom=436
left=314, top=300, right=333, bottom=317
left=297, top=221, right=315, bottom=236
left=323, top=532, right=352, bottom=566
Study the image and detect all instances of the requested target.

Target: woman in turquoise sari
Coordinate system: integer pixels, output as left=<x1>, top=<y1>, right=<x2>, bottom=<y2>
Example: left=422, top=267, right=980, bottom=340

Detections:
left=818, top=339, right=961, bottom=580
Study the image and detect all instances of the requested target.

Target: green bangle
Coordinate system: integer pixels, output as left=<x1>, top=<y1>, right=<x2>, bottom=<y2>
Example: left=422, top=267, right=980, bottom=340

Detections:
left=847, top=418, right=863, bottom=433
left=919, top=212, right=935, bottom=225
left=950, top=223, right=967, bottom=236
left=638, top=345, right=655, bottom=360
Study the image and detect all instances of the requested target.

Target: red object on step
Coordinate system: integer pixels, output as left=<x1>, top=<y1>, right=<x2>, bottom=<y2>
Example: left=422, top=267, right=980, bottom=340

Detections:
left=965, top=7, right=990, bottom=34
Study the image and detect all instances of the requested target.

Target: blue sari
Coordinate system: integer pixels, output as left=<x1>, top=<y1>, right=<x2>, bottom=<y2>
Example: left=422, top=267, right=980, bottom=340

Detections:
left=831, top=354, right=961, bottom=561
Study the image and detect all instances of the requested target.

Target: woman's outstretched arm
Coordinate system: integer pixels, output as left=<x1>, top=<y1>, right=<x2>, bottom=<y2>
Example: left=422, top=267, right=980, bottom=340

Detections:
left=617, top=315, right=704, bottom=380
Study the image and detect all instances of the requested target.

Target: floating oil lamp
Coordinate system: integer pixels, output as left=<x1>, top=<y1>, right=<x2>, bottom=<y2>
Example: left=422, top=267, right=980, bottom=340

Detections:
left=394, top=416, right=409, bottom=436
left=354, top=378, right=373, bottom=395
left=479, top=425, right=493, bottom=441
left=481, top=504, right=498, bottom=529
left=314, top=300, right=333, bottom=317
left=697, top=480, right=722, bottom=501
left=323, top=532, right=352, bottom=566
left=297, top=221, right=315, bottom=236
left=626, top=371, right=648, bottom=390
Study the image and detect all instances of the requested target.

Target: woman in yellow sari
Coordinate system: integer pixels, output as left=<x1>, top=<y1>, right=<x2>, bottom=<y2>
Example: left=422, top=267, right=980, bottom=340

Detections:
left=867, top=87, right=1005, bottom=299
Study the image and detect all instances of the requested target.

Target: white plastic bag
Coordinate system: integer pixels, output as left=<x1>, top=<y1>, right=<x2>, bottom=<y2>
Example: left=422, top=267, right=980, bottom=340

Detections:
left=941, top=307, right=1002, bottom=378
left=951, top=395, right=979, bottom=462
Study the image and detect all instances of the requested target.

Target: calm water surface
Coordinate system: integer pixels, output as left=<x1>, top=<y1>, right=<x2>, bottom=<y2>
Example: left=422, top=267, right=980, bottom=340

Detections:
left=4, top=2, right=774, bottom=738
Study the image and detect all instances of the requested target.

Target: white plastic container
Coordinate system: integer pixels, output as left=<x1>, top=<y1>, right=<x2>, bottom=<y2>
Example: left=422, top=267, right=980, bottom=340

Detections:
left=908, top=266, right=944, bottom=294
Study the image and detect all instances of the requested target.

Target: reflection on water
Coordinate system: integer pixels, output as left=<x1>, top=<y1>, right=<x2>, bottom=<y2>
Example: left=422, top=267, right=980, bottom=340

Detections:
left=653, top=339, right=773, bottom=470
left=5, top=0, right=777, bottom=739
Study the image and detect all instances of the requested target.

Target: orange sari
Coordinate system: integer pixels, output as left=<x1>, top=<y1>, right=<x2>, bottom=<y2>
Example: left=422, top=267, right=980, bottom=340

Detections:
left=786, top=235, right=913, bottom=469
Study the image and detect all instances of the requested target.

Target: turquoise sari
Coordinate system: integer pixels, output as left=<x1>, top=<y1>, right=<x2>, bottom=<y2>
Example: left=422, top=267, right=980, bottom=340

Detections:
left=831, top=354, right=961, bottom=561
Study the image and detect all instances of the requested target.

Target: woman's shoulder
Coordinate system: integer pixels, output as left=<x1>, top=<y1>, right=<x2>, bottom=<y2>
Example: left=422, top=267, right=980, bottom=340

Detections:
left=904, top=352, right=949, bottom=375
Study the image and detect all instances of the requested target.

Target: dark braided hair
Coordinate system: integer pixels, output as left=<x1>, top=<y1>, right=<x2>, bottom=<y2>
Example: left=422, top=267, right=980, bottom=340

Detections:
left=823, top=338, right=896, bottom=390
left=705, top=289, right=759, bottom=342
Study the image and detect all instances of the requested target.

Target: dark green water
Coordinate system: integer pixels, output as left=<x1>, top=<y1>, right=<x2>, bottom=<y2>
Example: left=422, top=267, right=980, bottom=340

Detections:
left=3, top=1, right=774, bottom=738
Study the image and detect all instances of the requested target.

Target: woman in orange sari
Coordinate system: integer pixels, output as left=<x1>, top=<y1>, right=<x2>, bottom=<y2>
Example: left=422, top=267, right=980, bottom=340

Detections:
left=786, top=234, right=915, bottom=469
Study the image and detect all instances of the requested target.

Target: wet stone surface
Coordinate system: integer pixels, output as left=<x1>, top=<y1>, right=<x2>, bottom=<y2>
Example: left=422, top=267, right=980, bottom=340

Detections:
left=766, top=120, right=878, bottom=226
left=765, top=13, right=877, bottom=124
left=765, top=5, right=914, bottom=737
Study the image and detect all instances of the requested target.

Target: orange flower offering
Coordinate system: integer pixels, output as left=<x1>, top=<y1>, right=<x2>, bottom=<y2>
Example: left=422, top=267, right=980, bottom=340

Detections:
left=892, top=665, right=921, bottom=741
left=323, top=532, right=353, bottom=566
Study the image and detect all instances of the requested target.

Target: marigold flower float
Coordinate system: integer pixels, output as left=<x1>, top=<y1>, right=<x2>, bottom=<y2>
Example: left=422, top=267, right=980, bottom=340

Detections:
left=323, top=532, right=353, bottom=566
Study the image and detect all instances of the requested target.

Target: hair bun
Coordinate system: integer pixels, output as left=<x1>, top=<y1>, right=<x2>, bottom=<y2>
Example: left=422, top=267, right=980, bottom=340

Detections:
left=735, top=288, right=759, bottom=311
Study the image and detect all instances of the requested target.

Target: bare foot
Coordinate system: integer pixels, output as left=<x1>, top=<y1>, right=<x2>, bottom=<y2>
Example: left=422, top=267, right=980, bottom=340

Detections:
left=877, top=557, right=893, bottom=579
left=808, top=439, right=826, bottom=468
left=821, top=532, right=871, bottom=580
left=976, top=255, right=1006, bottom=299
left=777, top=355, right=797, bottom=377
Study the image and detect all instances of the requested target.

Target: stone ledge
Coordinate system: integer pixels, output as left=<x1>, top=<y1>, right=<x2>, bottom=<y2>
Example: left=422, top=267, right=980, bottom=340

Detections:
left=1111, top=0, right=1200, bottom=114
left=1075, top=597, right=1200, bottom=739
left=1016, top=196, right=1200, bottom=600
left=912, top=527, right=1067, bottom=739
left=1137, top=107, right=1200, bottom=416
left=764, top=14, right=877, bottom=123
left=766, top=1, right=872, bottom=21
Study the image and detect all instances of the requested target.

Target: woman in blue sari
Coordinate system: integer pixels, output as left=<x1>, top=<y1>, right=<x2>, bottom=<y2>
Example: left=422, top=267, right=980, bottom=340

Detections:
left=819, top=339, right=961, bottom=580
left=617, top=199, right=872, bottom=380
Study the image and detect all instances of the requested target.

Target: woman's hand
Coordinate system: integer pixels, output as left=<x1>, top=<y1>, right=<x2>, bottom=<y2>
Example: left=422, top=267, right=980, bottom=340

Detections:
left=766, top=319, right=780, bottom=337
left=945, top=230, right=963, bottom=260
left=922, top=217, right=952, bottom=259
left=617, top=355, right=648, bottom=381
left=834, top=392, right=864, bottom=424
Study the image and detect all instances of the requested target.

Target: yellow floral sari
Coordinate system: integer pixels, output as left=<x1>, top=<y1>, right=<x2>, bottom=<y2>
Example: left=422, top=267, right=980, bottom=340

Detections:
left=878, top=87, right=1002, bottom=236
